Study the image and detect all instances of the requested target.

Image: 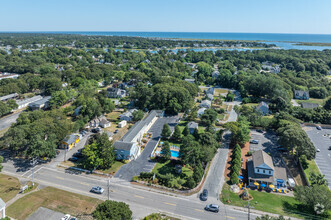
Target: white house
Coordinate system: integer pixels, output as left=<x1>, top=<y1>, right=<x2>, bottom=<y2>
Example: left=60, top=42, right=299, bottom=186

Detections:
left=15, top=95, right=43, bottom=109
left=99, top=118, right=111, bottom=128
left=198, top=108, right=206, bottom=117
left=256, top=102, right=269, bottom=115
left=119, top=109, right=137, bottom=121
left=118, top=120, right=127, bottom=128
left=199, top=100, right=211, bottom=108
left=0, top=198, right=5, bottom=219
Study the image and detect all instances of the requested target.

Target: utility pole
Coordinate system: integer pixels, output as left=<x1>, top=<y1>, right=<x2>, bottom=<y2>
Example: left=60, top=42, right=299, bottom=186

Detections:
left=107, top=175, right=110, bottom=200
left=244, top=201, right=254, bottom=220
left=31, top=158, right=37, bottom=186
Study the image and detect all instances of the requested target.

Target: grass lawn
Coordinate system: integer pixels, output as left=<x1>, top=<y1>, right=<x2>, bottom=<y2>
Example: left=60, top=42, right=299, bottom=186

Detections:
left=297, top=98, right=327, bottom=106
left=303, top=160, right=321, bottom=185
left=6, top=187, right=102, bottom=220
left=100, top=160, right=126, bottom=175
left=243, top=103, right=259, bottom=107
left=106, top=110, right=122, bottom=121
left=214, top=88, right=229, bottom=96
left=220, top=184, right=307, bottom=219
left=0, top=174, right=21, bottom=202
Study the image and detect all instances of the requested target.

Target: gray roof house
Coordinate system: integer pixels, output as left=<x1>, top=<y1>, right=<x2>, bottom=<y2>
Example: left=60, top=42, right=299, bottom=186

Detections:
left=247, top=150, right=287, bottom=188
left=301, top=102, right=319, bottom=109
left=205, top=87, right=215, bottom=95
left=107, top=87, right=126, bottom=98
left=16, top=95, right=43, bottom=109
left=256, top=102, right=269, bottom=115
left=0, top=198, right=5, bottom=219
left=206, top=93, right=214, bottom=101
left=294, top=90, right=309, bottom=100
left=188, top=121, right=198, bottom=134
left=28, top=96, right=51, bottom=111
left=113, top=110, right=163, bottom=161
left=212, top=71, right=220, bottom=79
left=199, top=100, right=212, bottom=108
left=0, top=93, right=19, bottom=102
left=198, top=108, right=207, bottom=117
left=119, top=109, right=137, bottom=122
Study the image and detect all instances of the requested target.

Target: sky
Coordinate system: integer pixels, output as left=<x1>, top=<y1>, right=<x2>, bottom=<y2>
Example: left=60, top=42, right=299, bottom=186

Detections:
left=1, top=0, right=331, bottom=34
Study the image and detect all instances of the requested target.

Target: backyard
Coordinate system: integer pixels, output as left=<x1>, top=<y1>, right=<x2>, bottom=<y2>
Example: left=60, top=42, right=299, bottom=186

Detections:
left=0, top=174, right=21, bottom=202
left=6, top=187, right=102, bottom=220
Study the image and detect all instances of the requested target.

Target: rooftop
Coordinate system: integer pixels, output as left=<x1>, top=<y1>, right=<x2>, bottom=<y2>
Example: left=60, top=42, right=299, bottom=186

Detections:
left=113, top=141, right=135, bottom=151
left=188, top=121, right=198, bottom=129
left=29, top=96, right=51, bottom=106
left=0, top=93, right=18, bottom=101
left=301, top=102, right=319, bottom=109
left=252, top=150, right=274, bottom=170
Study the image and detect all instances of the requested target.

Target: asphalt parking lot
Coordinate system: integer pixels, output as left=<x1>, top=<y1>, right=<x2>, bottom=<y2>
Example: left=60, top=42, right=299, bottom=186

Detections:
left=249, top=130, right=283, bottom=166
left=304, top=126, right=331, bottom=189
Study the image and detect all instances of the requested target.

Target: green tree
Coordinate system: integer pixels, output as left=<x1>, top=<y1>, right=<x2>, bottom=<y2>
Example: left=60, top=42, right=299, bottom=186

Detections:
left=7, top=99, right=18, bottom=109
left=92, top=200, right=132, bottom=220
left=182, top=125, right=189, bottom=136
left=0, top=156, right=3, bottom=172
left=161, top=123, right=171, bottom=138
left=161, top=141, right=171, bottom=161
left=132, top=110, right=144, bottom=121
left=201, top=108, right=217, bottom=127
left=172, top=125, right=181, bottom=141
left=309, top=172, right=328, bottom=186
left=193, top=128, right=200, bottom=140
left=230, top=171, right=239, bottom=185
left=324, top=97, right=331, bottom=110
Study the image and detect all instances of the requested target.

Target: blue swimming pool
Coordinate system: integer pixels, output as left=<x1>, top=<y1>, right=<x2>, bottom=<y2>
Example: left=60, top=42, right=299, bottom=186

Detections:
left=171, top=150, right=180, bottom=158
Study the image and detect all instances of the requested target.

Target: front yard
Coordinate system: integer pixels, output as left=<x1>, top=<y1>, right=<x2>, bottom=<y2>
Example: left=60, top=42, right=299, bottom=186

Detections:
left=6, top=187, right=102, bottom=220
left=0, top=174, right=21, bottom=202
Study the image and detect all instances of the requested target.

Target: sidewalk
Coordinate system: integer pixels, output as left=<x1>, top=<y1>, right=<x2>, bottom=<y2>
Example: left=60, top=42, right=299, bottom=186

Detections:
left=6, top=185, right=39, bottom=207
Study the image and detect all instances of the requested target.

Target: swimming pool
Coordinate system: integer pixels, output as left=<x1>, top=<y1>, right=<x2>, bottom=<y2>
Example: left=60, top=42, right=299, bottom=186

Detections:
left=171, top=150, right=180, bottom=158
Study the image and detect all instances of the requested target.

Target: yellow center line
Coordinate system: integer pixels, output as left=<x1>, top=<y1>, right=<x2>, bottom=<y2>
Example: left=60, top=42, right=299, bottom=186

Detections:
left=79, top=182, right=90, bottom=186
left=164, top=202, right=176, bottom=206
left=225, top=216, right=235, bottom=219
left=194, top=209, right=203, bottom=212
left=55, top=176, right=65, bottom=180
left=134, top=195, right=144, bottom=199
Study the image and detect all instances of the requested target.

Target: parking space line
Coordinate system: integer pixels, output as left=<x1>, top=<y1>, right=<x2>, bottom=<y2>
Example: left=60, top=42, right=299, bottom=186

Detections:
left=164, top=202, right=176, bottom=206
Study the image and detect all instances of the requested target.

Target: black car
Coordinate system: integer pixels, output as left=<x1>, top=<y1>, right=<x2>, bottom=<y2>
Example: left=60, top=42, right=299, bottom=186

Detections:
left=205, top=204, right=219, bottom=213
left=200, top=189, right=208, bottom=201
left=73, top=152, right=83, bottom=158
left=256, top=129, right=263, bottom=133
left=68, top=157, right=78, bottom=162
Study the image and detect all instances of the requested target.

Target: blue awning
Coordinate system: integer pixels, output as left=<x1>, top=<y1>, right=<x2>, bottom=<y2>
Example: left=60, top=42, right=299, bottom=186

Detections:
left=277, top=179, right=284, bottom=183
left=239, top=176, right=243, bottom=179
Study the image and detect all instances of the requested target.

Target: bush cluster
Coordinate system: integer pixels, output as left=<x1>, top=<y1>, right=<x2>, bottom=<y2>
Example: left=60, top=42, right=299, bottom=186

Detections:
left=230, top=144, right=242, bottom=185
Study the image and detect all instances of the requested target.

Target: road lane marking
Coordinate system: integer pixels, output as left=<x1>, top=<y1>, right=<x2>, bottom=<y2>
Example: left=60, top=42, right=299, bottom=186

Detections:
left=80, top=182, right=90, bottom=186
left=26, top=167, right=44, bottom=178
left=225, top=216, right=235, bottom=219
left=134, top=195, right=144, bottom=199
left=56, top=176, right=65, bottom=180
left=194, top=209, right=203, bottom=212
left=164, top=202, right=176, bottom=206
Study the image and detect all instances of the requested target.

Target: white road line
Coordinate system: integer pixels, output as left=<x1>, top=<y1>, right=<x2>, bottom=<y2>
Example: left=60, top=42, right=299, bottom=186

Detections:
left=21, top=169, right=32, bottom=177
left=26, top=167, right=44, bottom=178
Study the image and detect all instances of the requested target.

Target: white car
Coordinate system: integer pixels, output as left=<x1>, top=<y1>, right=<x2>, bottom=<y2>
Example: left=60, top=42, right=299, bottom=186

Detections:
left=91, top=186, right=104, bottom=194
left=316, top=149, right=321, bottom=152
left=61, top=214, right=71, bottom=220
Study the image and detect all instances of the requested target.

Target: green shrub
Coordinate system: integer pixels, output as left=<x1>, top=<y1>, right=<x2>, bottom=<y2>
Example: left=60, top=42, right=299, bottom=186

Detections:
left=230, top=172, right=239, bottom=184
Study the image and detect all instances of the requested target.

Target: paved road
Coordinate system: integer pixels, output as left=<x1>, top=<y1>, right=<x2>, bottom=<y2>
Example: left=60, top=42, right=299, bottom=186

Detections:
left=115, top=116, right=178, bottom=181
left=2, top=164, right=260, bottom=220
left=304, top=126, right=331, bottom=189
left=0, top=111, right=21, bottom=130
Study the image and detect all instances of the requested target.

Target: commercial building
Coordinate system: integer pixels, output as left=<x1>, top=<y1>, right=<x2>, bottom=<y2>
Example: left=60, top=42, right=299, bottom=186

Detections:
left=28, top=96, right=51, bottom=110
left=0, top=93, right=19, bottom=102
left=16, top=95, right=43, bottom=109
left=60, top=134, right=81, bottom=150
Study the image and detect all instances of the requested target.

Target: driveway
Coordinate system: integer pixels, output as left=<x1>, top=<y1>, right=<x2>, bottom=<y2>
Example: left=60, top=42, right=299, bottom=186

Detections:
left=304, top=126, right=331, bottom=189
left=115, top=116, right=178, bottom=181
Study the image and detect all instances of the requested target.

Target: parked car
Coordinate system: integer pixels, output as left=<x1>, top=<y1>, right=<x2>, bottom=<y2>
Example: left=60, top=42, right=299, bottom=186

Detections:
left=250, top=140, right=259, bottom=144
left=68, top=157, right=78, bottom=162
left=200, top=189, right=208, bottom=201
left=114, top=129, right=119, bottom=134
left=90, top=186, right=104, bottom=194
left=73, top=152, right=83, bottom=158
left=205, top=204, right=219, bottom=213
left=70, top=217, right=77, bottom=220
left=61, top=214, right=71, bottom=220
left=316, top=149, right=321, bottom=152
left=256, top=129, right=263, bottom=133
left=316, top=126, right=322, bottom=130
left=277, top=148, right=288, bottom=152
left=91, top=128, right=101, bottom=133
left=328, top=146, right=331, bottom=150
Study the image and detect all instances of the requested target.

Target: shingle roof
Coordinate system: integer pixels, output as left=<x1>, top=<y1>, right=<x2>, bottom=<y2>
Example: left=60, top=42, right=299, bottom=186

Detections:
left=64, top=134, right=79, bottom=145
left=252, top=150, right=274, bottom=170
left=113, top=141, right=135, bottom=151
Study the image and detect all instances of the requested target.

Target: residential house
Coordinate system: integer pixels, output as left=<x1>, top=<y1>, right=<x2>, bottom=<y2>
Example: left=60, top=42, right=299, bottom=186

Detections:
left=28, top=96, right=51, bottom=111
left=99, top=118, right=111, bottom=128
left=205, top=87, right=215, bottom=95
left=199, top=100, right=212, bottom=108
left=16, top=95, right=43, bottom=109
left=0, top=93, right=19, bottom=102
left=247, top=150, right=287, bottom=188
left=301, top=102, right=319, bottom=109
left=119, top=109, right=137, bottom=122
left=256, top=102, right=269, bottom=115
left=105, top=131, right=114, bottom=141
left=113, top=110, right=163, bottom=160
left=118, top=120, right=127, bottom=128
left=212, top=71, right=220, bottom=79
left=206, top=94, right=214, bottom=101
left=184, top=78, right=195, bottom=84
left=294, top=90, right=309, bottom=100
left=188, top=122, right=198, bottom=134
left=74, top=106, right=82, bottom=116
left=112, top=99, right=121, bottom=106
left=60, top=134, right=80, bottom=150
left=107, top=87, right=126, bottom=98
left=90, top=118, right=100, bottom=128
left=198, top=108, right=206, bottom=117
left=0, top=72, right=19, bottom=80
left=0, top=198, right=5, bottom=219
